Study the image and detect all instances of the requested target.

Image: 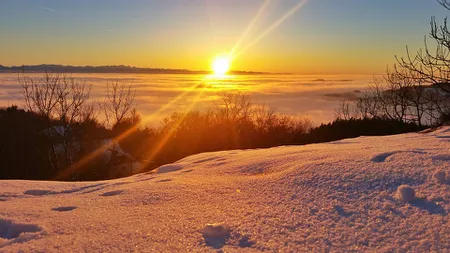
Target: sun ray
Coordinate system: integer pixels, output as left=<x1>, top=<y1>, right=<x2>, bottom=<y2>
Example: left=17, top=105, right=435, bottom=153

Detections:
left=53, top=0, right=309, bottom=180
left=135, top=84, right=209, bottom=173
left=234, top=0, right=309, bottom=59
left=230, top=0, right=272, bottom=57
left=53, top=82, right=203, bottom=180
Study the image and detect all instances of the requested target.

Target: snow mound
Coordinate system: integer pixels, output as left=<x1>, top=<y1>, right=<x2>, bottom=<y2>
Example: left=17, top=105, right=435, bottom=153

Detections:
left=202, top=224, right=231, bottom=249
left=2, top=127, right=450, bottom=251
left=155, top=164, right=183, bottom=174
left=396, top=185, right=416, bottom=202
left=433, top=169, right=447, bottom=184
left=201, top=224, right=255, bottom=249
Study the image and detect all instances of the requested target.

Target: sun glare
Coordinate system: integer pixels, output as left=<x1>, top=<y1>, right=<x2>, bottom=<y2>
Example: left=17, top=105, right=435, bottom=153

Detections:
left=212, top=56, right=231, bottom=76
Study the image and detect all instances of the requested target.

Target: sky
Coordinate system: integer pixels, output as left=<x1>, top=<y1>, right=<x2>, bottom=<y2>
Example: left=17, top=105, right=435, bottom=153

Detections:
left=0, top=0, right=449, bottom=74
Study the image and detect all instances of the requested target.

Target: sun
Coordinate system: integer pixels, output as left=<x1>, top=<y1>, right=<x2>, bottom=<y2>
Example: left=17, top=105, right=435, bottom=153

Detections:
left=212, top=55, right=231, bottom=76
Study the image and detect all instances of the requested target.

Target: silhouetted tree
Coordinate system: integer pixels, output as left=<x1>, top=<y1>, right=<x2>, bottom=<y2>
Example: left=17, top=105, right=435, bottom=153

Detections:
left=102, top=79, right=136, bottom=128
left=336, top=0, right=450, bottom=126
left=393, top=0, right=450, bottom=122
left=335, top=98, right=357, bottom=120
left=20, top=72, right=92, bottom=173
left=0, top=106, right=52, bottom=179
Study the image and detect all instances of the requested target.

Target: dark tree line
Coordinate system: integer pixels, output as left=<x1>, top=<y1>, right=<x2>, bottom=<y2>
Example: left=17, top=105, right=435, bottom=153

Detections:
left=0, top=83, right=314, bottom=180
left=0, top=76, right=423, bottom=181
left=3, top=72, right=139, bottom=180
left=298, top=118, right=424, bottom=145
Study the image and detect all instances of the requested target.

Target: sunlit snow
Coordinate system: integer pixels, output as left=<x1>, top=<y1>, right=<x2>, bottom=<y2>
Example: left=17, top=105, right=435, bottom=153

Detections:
left=1, top=127, right=450, bottom=251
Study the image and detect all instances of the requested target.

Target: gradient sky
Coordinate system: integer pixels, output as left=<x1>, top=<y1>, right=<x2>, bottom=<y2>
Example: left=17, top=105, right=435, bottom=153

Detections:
left=1, top=0, right=448, bottom=74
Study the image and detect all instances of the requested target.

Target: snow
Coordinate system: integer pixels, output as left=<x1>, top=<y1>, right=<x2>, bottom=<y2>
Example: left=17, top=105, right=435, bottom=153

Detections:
left=202, top=224, right=232, bottom=249
left=433, top=169, right=447, bottom=184
left=155, top=164, right=184, bottom=174
left=396, top=185, right=416, bottom=202
left=1, top=127, right=450, bottom=251
left=50, top=136, right=143, bottom=174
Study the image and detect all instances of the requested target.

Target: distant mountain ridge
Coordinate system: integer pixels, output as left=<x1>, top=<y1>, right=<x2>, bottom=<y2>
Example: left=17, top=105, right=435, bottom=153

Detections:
left=0, top=64, right=271, bottom=75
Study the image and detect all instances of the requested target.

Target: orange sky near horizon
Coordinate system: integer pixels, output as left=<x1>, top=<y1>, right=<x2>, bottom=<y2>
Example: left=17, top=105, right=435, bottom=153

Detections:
left=1, top=1, right=448, bottom=74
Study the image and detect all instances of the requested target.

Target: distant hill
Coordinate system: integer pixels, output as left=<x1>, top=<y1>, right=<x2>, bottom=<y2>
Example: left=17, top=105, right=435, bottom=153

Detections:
left=0, top=64, right=271, bottom=75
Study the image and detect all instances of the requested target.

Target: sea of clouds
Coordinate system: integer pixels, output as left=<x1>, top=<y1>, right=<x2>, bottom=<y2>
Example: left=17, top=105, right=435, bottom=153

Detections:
left=0, top=73, right=373, bottom=126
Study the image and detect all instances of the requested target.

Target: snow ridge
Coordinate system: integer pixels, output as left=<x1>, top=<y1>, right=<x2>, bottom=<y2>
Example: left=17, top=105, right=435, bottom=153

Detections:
left=1, top=128, right=450, bottom=251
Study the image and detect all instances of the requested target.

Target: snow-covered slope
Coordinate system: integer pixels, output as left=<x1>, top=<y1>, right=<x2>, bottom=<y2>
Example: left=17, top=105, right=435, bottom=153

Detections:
left=1, top=128, right=450, bottom=252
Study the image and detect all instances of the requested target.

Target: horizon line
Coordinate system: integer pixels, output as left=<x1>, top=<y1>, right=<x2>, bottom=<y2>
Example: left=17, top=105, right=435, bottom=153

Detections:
left=0, top=64, right=386, bottom=76
left=0, top=63, right=281, bottom=75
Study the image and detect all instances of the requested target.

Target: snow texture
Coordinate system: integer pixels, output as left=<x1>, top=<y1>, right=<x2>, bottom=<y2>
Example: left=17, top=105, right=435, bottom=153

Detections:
left=1, top=127, right=450, bottom=251
left=156, top=164, right=183, bottom=174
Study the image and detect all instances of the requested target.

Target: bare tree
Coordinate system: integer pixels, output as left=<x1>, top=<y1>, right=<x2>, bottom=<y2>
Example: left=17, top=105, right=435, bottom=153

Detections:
left=393, top=0, right=450, bottom=123
left=253, top=104, right=277, bottom=134
left=102, top=79, right=136, bottom=128
left=384, top=66, right=415, bottom=122
left=335, top=98, right=356, bottom=120
left=20, top=71, right=61, bottom=119
left=290, top=114, right=313, bottom=134
left=355, top=91, right=380, bottom=119
left=344, top=65, right=438, bottom=126
left=78, top=102, right=98, bottom=124
left=20, top=72, right=91, bottom=123
left=214, top=91, right=252, bottom=124
left=19, top=72, right=92, bottom=172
